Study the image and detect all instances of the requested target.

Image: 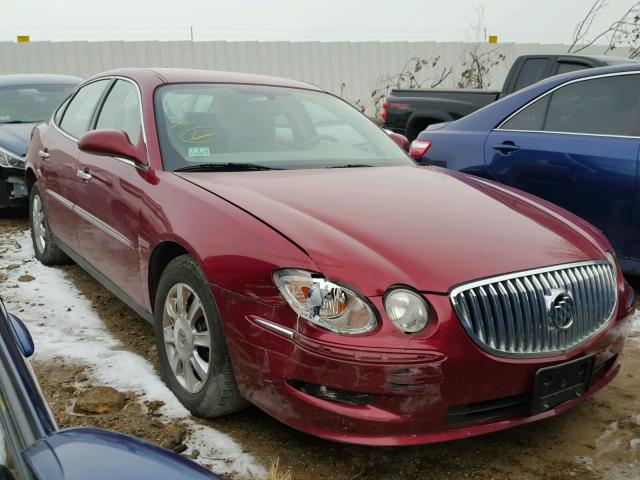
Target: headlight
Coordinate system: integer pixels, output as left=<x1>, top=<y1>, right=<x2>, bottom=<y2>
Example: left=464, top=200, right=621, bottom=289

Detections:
left=384, top=288, right=430, bottom=333
left=273, top=269, right=376, bottom=335
left=0, top=149, right=25, bottom=169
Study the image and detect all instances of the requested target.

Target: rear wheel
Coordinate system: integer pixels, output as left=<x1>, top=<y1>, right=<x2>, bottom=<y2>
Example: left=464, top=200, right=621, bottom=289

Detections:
left=30, top=184, right=68, bottom=265
left=154, top=255, right=246, bottom=417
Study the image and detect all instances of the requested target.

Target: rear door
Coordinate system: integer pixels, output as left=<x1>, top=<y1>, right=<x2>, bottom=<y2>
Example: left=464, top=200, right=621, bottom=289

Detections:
left=43, top=79, right=110, bottom=253
left=75, top=78, right=147, bottom=306
left=485, top=72, right=640, bottom=259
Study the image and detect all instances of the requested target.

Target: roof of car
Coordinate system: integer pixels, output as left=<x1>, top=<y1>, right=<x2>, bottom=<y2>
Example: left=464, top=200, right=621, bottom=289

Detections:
left=0, top=73, right=83, bottom=87
left=89, top=67, right=324, bottom=91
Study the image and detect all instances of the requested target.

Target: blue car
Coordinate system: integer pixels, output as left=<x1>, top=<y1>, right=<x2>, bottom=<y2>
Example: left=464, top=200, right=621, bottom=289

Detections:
left=0, top=299, right=221, bottom=480
left=0, top=75, right=81, bottom=211
left=412, top=63, right=640, bottom=275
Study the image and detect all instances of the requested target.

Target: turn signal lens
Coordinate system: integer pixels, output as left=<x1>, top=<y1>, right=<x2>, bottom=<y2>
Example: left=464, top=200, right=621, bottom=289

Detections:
left=409, top=140, right=432, bottom=160
left=384, top=288, right=430, bottom=333
left=273, top=269, right=376, bottom=335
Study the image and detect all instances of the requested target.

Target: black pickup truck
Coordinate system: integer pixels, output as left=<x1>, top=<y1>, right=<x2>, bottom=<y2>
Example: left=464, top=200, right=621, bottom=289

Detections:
left=383, top=54, right=637, bottom=140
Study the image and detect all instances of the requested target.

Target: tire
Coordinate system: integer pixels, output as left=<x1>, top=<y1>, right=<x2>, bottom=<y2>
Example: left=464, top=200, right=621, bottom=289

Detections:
left=154, top=254, right=246, bottom=417
left=30, top=183, right=69, bottom=265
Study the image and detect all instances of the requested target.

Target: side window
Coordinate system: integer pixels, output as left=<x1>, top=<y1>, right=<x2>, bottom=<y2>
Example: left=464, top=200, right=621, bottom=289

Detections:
left=501, top=95, right=551, bottom=131
left=556, top=62, right=589, bottom=75
left=53, top=96, right=71, bottom=125
left=59, top=80, right=109, bottom=138
left=96, top=80, right=143, bottom=145
left=545, top=74, right=640, bottom=136
left=513, top=58, right=549, bottom=91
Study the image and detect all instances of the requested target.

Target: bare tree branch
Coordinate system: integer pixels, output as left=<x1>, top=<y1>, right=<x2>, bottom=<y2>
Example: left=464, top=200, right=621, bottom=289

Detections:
left=569, top=0, right=640, bottom=57
left=569, top=0, right=608, bottom=52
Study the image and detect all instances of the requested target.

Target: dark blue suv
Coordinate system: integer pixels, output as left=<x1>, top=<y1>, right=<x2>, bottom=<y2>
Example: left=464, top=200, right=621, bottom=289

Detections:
left=413, top=64, right=640, bottom=275
left=0, top=299, right=221, bottom=480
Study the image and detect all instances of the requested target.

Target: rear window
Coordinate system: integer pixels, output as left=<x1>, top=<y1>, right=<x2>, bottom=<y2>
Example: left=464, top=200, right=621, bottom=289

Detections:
left=154, top=84, right=411, bottom=171
left=514, top=58, right=549, bottom=91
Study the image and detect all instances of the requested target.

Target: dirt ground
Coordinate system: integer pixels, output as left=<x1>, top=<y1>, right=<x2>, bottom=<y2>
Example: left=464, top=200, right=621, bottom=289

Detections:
left=1, top=216, right=639, bottom=479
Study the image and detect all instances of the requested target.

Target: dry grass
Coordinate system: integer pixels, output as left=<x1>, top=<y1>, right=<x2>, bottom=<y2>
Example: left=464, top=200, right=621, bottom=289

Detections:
left=268, top=458, right=292, bottom=480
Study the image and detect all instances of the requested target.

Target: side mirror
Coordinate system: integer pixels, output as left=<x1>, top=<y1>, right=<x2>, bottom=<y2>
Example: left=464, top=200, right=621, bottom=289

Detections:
left=78, top=129, right=147, bottom=166
left=8, top=313, right=34, bottom=358
left=385, top=130, right=409, bottom=152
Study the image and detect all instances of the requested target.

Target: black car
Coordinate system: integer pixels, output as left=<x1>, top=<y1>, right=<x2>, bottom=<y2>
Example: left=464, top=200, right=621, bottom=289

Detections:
left=0, top=74, right=81, bottom=211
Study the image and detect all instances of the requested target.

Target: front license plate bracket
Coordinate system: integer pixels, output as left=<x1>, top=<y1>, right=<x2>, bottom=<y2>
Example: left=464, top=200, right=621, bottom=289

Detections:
left=530, top=354, right=595, bottom=415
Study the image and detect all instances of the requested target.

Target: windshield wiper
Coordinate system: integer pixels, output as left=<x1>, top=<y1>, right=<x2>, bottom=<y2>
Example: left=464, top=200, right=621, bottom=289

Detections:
left=326, top=164, right=373, bottom=169
left=0, top=120, right=32, bottom=125
left=174, top=162, right=281, bottom=172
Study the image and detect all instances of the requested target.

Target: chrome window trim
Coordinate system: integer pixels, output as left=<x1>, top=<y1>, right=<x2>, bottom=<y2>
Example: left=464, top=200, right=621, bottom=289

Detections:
left=496, top=70, right=640, bottom=138
left=449, top=260, right=618, bottom=359
left=45, top=189, right=134, bottom=249
left=50, top=75, right=150, bottom=171
left=254, top=319, right=295, bottom=339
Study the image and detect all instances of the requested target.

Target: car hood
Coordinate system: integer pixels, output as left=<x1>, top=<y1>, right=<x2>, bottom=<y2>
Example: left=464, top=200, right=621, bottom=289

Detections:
left=0, top=122, right=36, bottom=156
left=177, top=166, right=606, bottom=296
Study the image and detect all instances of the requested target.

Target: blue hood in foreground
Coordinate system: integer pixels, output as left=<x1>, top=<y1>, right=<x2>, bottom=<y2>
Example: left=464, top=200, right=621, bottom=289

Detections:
left=0, top=123, right=37, bottom=157
left=24, top=428, right=221, bottom=480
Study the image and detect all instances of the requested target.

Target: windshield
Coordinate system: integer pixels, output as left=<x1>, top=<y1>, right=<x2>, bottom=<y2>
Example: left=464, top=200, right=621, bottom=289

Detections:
left=0, top=84, right=75, bottom=124
left=154, top=83, right=412, bottom=171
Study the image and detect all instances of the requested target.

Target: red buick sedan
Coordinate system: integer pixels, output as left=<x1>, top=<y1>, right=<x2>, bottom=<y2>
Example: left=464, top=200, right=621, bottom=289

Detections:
left=26, top=68, right=635, bottom=446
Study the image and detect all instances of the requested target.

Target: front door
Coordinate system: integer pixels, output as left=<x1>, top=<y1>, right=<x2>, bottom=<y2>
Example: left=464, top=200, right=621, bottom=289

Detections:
left=485, top=72, right=640, bottom=259
left=75, top=79, right=147, bottom=306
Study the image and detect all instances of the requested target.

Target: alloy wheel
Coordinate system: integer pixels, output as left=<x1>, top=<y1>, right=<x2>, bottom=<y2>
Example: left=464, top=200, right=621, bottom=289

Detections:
left=32, top=193, right=47, bottom=254
left=162, top=283, right=211, bottom=393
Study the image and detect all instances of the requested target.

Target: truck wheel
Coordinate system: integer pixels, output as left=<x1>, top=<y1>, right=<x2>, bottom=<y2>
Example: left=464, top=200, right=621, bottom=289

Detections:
left=30, top=184, right=69, bottom=265
left=154, top=255, right=246, bottom=417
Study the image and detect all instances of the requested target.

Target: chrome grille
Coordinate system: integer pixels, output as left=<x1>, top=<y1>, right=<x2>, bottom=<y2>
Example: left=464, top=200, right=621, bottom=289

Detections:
left=450, top=261, right=617, bottom=357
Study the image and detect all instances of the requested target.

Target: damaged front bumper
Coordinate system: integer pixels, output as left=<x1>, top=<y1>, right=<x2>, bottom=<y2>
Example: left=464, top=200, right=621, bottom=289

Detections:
left=0, top=166, right=27, bottom=209
left=212, top=281, right=635, bottom=446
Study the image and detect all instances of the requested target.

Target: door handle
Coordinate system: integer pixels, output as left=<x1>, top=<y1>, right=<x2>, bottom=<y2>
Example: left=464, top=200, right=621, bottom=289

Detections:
left=38, top=149, right=49, bottom=159
left=77, top=169, right=92, bottom=182
left=493, top=142, right=520, bottom=154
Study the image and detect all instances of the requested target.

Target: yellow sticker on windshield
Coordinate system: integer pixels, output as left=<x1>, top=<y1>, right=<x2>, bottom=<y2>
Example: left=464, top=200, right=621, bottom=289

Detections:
left=179, top=127, right=219, bottom=144
left=188, top=147, right=210, bottom=157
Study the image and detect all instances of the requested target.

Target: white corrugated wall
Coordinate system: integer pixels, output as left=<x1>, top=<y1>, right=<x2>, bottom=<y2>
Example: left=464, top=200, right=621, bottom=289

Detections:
left=0, top=41, right=627, bottom=113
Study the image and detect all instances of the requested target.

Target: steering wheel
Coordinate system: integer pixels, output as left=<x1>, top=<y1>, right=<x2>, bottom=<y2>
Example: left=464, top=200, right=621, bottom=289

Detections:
left=300, top=134, right=339, bottom=149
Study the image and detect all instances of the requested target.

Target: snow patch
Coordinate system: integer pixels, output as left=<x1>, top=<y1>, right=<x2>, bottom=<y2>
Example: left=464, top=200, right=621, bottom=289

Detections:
left=595, top=422, right=621, bottom=455
left=632, top=309, right=640, bottom=335
left=1, top=229, right=265, bottom=479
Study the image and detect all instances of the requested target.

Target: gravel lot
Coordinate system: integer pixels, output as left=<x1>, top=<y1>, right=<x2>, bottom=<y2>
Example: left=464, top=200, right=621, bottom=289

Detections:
left=1, top=216, right=639, bottom=480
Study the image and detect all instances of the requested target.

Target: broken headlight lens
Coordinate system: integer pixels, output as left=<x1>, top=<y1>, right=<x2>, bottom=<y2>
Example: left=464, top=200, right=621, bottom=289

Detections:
left=384, top=288, right=430, bottom=333
left=273, top=269, right=376, bottom=335
left=0, top=150, right=25, bottom=169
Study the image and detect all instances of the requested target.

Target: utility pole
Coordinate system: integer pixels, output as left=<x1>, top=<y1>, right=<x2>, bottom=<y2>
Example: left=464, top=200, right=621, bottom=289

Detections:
left=190, top=25, right=194, bottom=42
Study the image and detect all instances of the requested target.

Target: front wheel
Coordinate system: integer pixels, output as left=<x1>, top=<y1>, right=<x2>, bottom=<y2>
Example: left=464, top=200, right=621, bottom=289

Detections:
left=154, top=255, right=246, bottom=417
left=30, top=184, right=68, bottom=265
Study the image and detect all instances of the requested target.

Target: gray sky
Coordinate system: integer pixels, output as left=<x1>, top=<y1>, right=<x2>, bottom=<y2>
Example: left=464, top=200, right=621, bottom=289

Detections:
left=1, top=0, right=633, bottom=44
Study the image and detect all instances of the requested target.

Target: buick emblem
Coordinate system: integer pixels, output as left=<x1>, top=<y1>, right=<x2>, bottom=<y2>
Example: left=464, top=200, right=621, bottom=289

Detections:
left=545, top=289, right=575, bottom=330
